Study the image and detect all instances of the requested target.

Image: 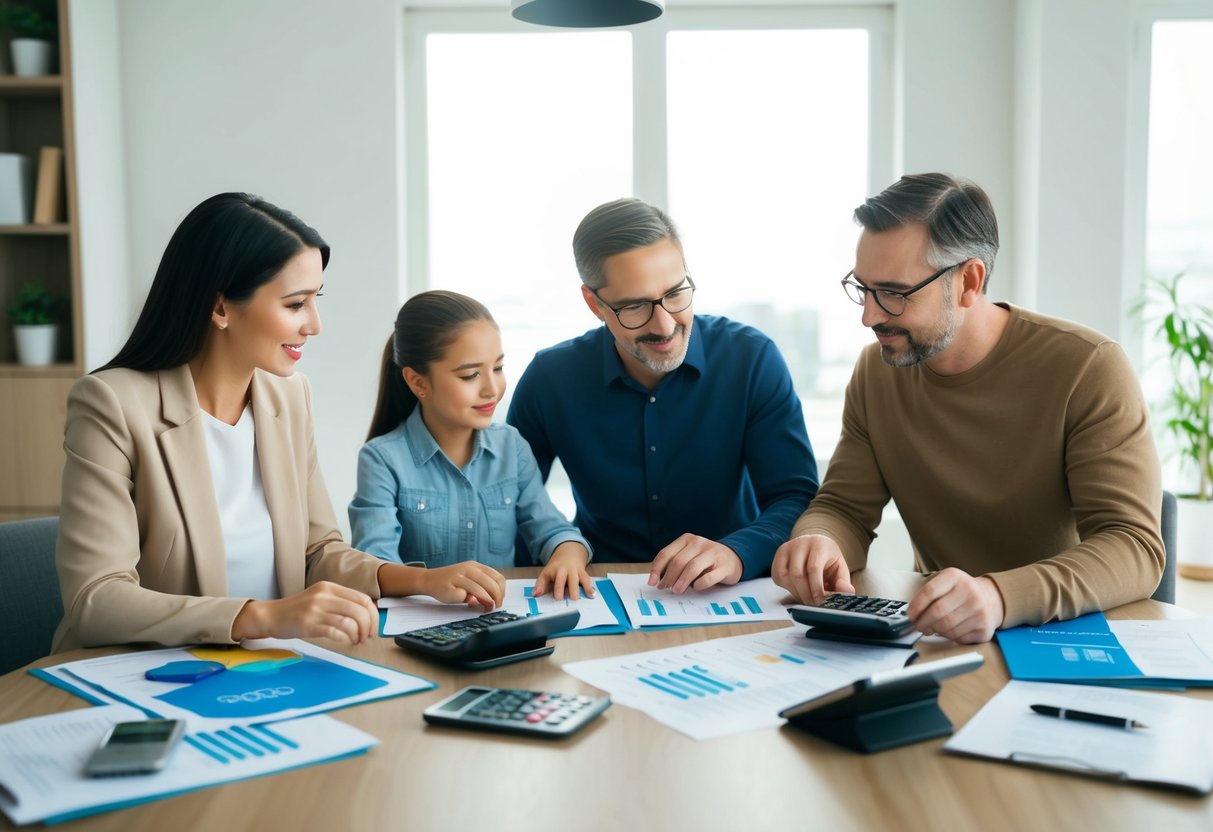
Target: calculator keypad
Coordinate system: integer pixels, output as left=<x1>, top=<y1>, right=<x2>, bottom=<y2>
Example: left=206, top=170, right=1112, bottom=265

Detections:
left=423, top=686, right=610, bottom=738
left=820, top=594, right=909, bottom=617
left=406, top=611, right=524, bottom=647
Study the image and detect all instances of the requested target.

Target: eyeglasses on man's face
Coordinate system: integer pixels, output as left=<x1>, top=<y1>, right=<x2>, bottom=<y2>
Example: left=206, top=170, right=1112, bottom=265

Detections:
left=591, top=275, right=696, bottom=330
left=840, top=262, right=965, bottom=316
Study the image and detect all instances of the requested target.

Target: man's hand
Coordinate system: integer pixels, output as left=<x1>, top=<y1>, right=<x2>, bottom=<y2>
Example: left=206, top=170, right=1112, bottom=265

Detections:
left=648, top=534, right=743, bottom=593
left=771, top=534, right=855, bottom=604
left=908, top=568, right=1005, bottom=644
left=533, top=542, right=595, bottom=601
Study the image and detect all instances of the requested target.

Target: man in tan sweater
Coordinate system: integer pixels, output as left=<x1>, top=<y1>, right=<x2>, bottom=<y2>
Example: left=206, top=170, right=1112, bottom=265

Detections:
left=773, top=173, right=1163, bottom=643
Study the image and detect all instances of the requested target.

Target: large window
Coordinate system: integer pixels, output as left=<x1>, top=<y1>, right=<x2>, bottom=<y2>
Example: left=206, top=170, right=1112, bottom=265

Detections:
left=1144, top=18, right=1213, bottom=492
left=406, top=7, right=892, bottom=474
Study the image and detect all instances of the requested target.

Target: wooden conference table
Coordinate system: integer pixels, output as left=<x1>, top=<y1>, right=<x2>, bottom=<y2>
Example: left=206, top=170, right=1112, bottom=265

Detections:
left=2, top=564, right=1211, bottom=832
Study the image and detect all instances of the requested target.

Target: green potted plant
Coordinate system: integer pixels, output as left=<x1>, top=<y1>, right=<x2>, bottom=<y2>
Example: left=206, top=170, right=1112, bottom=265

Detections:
left=7, top=281, right=58, bottom=365
left=1145, top=271, right=1213, bottom=578
left=0, top=0, right=58, bottom=77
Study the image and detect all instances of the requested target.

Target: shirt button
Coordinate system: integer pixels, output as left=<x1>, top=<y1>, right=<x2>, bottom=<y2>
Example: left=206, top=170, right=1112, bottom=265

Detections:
left=649, top=396, right=656, bottom=403
left=417, top=501, right=426, bottom=511
left=649, top=446, right=656, bottom=452
left=467, top=521, right=474, bottom=529
left=504, top=497, right=512, bottom=505
left=651, top=495, right=659, bottom=502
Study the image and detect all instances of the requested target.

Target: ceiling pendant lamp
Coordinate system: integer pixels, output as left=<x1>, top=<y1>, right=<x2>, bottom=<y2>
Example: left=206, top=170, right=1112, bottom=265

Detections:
left=511, top=0, right=664, bottom=29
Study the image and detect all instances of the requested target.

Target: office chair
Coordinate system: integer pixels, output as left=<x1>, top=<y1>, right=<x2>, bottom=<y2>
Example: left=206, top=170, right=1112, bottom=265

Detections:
left=1152, top=490, right=1178, bottom=604
left=0, top=516, right=63, bottom=675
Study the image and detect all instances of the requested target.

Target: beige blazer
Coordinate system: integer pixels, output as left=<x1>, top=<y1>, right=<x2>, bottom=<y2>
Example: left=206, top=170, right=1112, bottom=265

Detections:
left=53, top=365, right=383, bottom=651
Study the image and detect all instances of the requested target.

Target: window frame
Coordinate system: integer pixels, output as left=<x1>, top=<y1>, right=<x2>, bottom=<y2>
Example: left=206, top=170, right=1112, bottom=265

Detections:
left=402, top=4, right=894, bottom=297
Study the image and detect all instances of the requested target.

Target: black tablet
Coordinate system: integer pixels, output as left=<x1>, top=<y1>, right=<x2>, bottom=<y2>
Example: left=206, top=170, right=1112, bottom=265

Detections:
left=780, top=652, right=984, bottom=720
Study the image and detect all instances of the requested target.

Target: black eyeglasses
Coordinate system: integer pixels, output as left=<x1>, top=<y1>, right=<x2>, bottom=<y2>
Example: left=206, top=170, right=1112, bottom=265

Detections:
left=841, top=262, right=965, bottom=316
left=591, top=276, right=696, bottom=329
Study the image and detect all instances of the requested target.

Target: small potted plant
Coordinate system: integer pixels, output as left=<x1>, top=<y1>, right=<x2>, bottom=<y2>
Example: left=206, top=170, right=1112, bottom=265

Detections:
left=1145, top=271, right=1213, bottom=578
left=0, top=0, right=58, bottom=77
left=7, top=281, right=58, bottom=365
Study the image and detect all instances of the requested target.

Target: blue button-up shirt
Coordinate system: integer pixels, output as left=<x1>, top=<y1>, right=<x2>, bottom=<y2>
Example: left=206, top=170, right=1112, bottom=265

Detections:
left=349, top=407, right=591, bottom=569
left=507, top=314, right=818, bottom=579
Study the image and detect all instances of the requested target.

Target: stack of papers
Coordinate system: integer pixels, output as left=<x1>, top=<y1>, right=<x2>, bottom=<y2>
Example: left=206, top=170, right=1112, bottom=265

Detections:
left=0, top=704, right=376, bottom=825
left=2, top=639, right=435, bottom=825
left=996, top=613, right=1213, bottom=688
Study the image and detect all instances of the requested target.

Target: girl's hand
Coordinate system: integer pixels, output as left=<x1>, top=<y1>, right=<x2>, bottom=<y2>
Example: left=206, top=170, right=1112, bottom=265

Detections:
left=421, top=561, right=506, bottom=609
left=232, top=581, right=379, bottom=645
left=533, top=543, right=595, bottom=601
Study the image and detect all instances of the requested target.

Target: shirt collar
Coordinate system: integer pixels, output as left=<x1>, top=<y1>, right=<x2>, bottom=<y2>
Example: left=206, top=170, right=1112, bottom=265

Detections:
left=595, top=315, right=706, bottom=388
left=403, top=406, right=493, bottom=467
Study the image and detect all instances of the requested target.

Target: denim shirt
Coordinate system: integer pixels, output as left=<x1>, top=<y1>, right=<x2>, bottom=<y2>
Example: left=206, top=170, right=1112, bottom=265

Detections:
left=349, top=407, right=590, bottom=569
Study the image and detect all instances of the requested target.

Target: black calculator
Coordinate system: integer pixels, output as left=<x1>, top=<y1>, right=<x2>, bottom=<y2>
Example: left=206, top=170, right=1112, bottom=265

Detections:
left=789, top=594, right=914, bottom=639
left=394, top=608, right=580, bottom=669
left=423, top=686, right=610, bottom=738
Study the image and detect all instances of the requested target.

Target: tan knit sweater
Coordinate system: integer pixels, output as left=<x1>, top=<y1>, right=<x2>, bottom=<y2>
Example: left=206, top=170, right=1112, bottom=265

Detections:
left=792, top=305, right=1164, bottom=627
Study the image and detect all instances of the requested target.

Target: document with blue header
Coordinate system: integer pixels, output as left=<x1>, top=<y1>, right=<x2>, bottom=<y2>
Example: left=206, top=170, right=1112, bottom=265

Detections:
left=0, top=704, right=377, bottom=826
left=996, top=612, right=1213, bottom=687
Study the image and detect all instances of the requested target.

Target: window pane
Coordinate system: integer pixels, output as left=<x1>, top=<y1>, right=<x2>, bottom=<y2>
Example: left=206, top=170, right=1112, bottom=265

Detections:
left=425, top=31, right=632, bottom=418
left=1145, top=20, right=1213, bottom=492
left=666, top=29, right=871, bottom=458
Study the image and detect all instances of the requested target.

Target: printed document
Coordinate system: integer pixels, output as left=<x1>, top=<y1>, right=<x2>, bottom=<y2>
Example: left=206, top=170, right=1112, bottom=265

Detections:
left=0, top=704, right=377, bottom=825
left=608, top=572, right=794, bottom=628
left=379, top=577, right=620, bottom=635
left=562, top=626, right=912, bottom=740
left=36, top=638, right=434, bottom=729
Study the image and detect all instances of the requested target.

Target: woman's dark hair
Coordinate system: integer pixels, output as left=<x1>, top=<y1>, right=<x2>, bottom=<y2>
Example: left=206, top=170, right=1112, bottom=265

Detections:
left=366, top=290, right=496, bottom=441
left=98, top=192, right=330, bottom=372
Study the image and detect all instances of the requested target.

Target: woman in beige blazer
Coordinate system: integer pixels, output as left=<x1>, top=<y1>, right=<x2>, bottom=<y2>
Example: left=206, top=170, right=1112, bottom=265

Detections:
left=54, top=193, right=505, bottom=651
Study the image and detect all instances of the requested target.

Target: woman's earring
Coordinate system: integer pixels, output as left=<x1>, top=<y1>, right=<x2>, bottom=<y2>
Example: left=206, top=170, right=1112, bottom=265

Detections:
left=217, top=322, right=227, bottom=330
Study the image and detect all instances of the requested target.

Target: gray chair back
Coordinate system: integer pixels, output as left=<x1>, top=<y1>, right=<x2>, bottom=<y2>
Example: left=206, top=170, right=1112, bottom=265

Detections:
left=1152, top=490, right=1178, bottom=604
left=0, top=516, right=63, bottom=674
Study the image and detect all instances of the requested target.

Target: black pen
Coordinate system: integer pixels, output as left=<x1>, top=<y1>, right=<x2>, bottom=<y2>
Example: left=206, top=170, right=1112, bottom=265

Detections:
left=1029, top=703, right=1148, bottom=730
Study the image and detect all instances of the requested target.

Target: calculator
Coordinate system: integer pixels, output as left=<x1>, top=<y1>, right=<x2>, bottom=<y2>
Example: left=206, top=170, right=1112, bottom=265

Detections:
left=423, top=686, right=610, bottom=738
left=789, top=593, right=914, bottom=639
left=394, top=608, right=580, bottom=669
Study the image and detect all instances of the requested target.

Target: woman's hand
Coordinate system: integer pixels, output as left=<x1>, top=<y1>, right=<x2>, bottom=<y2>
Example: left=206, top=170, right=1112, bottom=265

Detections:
left=533, top=543, right=595, bottom=601
left=418, top=561, right=507, bottom=609
left=231, top=581, right=379, bottom=645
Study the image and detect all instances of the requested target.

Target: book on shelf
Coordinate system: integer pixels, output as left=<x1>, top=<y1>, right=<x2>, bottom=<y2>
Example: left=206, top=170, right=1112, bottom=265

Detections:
left=0, top=152, right=33, bottom=224
left=32, top=146, right=64, bottom=224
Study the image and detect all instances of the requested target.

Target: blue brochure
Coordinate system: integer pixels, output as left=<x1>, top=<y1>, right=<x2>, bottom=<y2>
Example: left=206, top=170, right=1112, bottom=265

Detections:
left=996, top=612, right=1213, bottom=689
left=996, top=612, right=1147, bottom=683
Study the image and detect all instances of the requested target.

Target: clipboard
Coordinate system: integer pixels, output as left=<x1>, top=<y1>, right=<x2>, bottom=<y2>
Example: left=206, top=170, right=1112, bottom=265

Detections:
left=944, top=680, right=1213, bottom=795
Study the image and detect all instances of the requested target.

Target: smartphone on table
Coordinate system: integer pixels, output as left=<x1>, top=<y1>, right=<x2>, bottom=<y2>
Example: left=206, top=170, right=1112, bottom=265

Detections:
left=84, top=719, right=186, bottom=777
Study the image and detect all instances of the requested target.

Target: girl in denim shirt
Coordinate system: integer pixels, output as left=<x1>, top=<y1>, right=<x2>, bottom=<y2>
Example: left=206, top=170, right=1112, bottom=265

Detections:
left=350, top=291, right=594, bottom=600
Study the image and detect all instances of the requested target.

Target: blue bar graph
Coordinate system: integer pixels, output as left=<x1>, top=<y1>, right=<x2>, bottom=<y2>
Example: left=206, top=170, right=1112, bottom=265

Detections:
left=636, top=664, right=749, bottom=699
left=730, top=601, right=744, bottom=614
left=188, top=724, right=292, bottom=765
left=654, top=600, right=667, bottom=616
left=779, top=653, right=806, bottom=665
left=742, top=596, right=761, bottom=614
left=528, top=597, right=540, bottom=615
left=710, top=603, right=727, bottom=615
left=638, top=598, right=652, bottom=616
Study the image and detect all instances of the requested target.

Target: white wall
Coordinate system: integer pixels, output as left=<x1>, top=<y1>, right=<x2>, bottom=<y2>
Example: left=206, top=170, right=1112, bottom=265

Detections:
left=76, top=0, right=405, bottom=530
left=68, top=0, right=1207, bottom=542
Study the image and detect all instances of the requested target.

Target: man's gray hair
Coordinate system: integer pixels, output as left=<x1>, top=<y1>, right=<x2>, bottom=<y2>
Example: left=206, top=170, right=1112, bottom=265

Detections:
left=854, top=173, right=999, bottom=291
left=573, top=198, right=680, bottom=290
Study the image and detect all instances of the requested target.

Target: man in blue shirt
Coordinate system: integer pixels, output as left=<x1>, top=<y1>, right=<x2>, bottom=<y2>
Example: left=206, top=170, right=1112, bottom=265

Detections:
left=508, top=198, right=818, bottom=592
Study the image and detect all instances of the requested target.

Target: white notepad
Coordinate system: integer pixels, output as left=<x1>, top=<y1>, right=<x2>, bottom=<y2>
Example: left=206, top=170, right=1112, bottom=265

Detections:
left=944, top=680, right=1213, bottom=794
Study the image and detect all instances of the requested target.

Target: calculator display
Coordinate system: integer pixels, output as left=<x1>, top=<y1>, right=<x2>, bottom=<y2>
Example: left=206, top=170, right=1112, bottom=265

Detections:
left=440, top=688, right=488, bottom=712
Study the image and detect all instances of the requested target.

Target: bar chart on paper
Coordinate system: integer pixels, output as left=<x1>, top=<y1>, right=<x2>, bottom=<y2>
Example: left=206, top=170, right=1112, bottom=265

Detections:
left=563, top=628, right=913, bottom=740
left=608, top=572, right=793, bottom=627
